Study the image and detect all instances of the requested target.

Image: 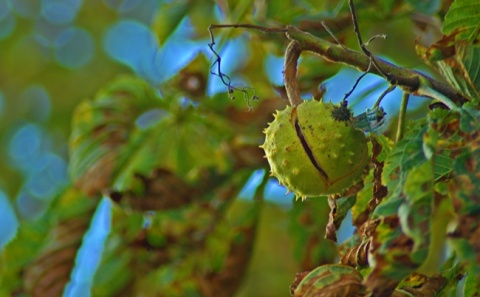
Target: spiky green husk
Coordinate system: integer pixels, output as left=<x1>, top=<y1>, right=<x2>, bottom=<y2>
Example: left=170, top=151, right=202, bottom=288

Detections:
left=261, top=100, right=369, bottom=199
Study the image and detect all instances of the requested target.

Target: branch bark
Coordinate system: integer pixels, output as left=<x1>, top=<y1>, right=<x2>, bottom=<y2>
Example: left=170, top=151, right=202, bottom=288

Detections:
left=209, top=23, right=468, bottom=107
left=284, top=25, right=468, bottom=107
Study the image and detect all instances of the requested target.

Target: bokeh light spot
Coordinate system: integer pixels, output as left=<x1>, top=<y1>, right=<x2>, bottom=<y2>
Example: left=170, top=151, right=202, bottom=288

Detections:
left=24, top=152, right=68, bottom=200
left=264, top=179, right=294, bottom=205
left=104, top=20, right=156, bottom=66
left=41, top=0, right=82, bottom=24
left=103, top=0, right=142, bottom=13
left=135, top=108, right=167, bottom=130
left=34, top=20, right=65, bottom=48
left=0, top=0, right=11, bottom=20
left=264, top=54, right=284, bottom=86
left=104, top=20, right=160, bottom=80
left=15, top=190, right=47, bottom=219
left=54, top=27, right=94, bottom=69
left=148, top=36, right=197, bottom=83
left=0, top=10, right=16, bottom=40
left=10, top=0, right=41, bottom=19
left=0, top=190, right=18, bottom=251
left=238, top=169, right=265, bottom=200
left=8, top=123, right=42, bottom=166
left=20, top=84, right=51, bottom=121
left=104, top=0, right=158, bottom=23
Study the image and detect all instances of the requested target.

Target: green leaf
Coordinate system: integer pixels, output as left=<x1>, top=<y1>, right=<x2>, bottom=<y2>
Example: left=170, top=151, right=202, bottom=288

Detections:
left=433, top=152, right=454, bottom=180
left=447, top=122, right=480, bottom=275
left=366, top=155, right=436, bottom=294
left=69, top=76, right=164, bottom=194
left=443, top=0, right=480, bottom=42
left=464, top=271, right=480, bottom=297
left=289, top=198, right=337, bottom=266
left=449, top=237, right=480, bottom=274
left=382, top=121, right=426, bottom=187
left=352, top=136, right=390, bottom=223
left=437, top=59, right=475, bottom=97
left=69, top=75, right=233, bottom=197
left=399, top=162, right=433, bottom=260
left=439, top=261, right=465, bottom=295
left=152, top=2, right=189, bottom=44
left=460, top=102, right=480, bottom=133
left=352, top=168, right=373, bottom=225
left=456, top=43, right=480, bottom=98
left=406, top=0, right=441, bottom=14
left=376, top=122, right=426, bottom=218
left=449, top=144, right=480, bottom=214
left=266, top=1, right=309, bottom=24
left=93, top=169, right=259, bottom=296
left=372, top=135, right=392, bottom=163
left=424, top=108, right=457, bottom=180
left=187, top=1, right=216, bottom=39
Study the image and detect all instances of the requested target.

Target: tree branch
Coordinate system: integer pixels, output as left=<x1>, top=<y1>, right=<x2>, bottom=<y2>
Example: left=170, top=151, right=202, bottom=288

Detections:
left=208, top=23, right=468, bottom=108
left=284, top=26, right=468, bottom=106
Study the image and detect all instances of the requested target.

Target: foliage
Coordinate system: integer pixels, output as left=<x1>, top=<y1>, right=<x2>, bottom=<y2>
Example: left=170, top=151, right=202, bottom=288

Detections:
left=1, top=0, right=480, bottom=296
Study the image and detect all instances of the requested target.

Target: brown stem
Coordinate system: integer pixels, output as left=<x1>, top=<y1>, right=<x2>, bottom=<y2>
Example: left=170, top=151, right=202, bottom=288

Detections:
left=284, top=40, right=303, bottom=106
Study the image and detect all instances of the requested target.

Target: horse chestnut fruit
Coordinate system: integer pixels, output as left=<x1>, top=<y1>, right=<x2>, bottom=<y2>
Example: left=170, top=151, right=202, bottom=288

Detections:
left=261, top=100, right=369, bottom=199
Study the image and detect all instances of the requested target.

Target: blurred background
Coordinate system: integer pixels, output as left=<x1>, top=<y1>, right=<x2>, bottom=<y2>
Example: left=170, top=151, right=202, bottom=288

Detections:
left=0, top=0, right=439, bottom=296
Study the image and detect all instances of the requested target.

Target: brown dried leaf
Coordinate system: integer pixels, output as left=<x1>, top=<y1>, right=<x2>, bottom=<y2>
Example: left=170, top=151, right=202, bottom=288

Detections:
left=391, top=273, right=447, bottom=297
left=448, top=214, right=480, bottom=268
left=364, top=216, right=418, bottom=296
left=24, top=215, right=94, bottom=297
left=198, top=225, right=257, bottom=297
left=74, top=149, right=117, bottom=197
left=326, top=193, right=360, bottom=242
left=107, top=168, right=196, bottom=211
left=325, top=196, right=339, bottom=242
left=229, top=136, right=268, bottom=169
left=291, top=264, right=364, bottom=297
left=290, top=199, right=337, bottom=271
left=291, top=271, right=311, bottom=296
left=340, top=240, right=370, bottom=268
left=353, top=137, right=387, bottom=228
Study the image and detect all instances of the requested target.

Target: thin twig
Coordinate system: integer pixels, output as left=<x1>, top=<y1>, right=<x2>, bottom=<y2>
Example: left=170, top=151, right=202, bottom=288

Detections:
left=374, top=84, right=396, bottom=108
left=348, top=0, right=395, bottom=85
left=342, top=22, right=386, bottom=102
left=396, top=92, right=409, bottom=142
left=343, top=59, right=373, bottom=102
left=209, top=24, right=287, bottom=35
left=208, top=24, right=282, bottom=107
left=321, top=21, right=346, bottom=49
left=365, top=34, right=387, bottom=46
